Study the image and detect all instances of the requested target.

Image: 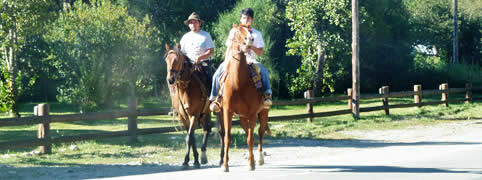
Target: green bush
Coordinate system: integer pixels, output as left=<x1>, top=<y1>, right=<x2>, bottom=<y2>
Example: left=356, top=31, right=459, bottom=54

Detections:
left=45, top=0, right=159, bottom=111
left=409, top=52, right=482, bottom=88
left=0, top=64, right=13, bottom=113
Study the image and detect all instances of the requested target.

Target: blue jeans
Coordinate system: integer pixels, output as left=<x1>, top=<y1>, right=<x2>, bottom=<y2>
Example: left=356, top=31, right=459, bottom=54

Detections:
left=209, top=62, right=272, bottom=101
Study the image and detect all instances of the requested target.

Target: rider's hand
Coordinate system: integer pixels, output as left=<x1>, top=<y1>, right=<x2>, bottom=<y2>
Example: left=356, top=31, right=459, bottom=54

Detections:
left=194, top=57, right=201, bottom=64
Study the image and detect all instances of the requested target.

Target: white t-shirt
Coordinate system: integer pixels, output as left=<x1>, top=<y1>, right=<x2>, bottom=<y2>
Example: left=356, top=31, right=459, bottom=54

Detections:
left=180, top=30, right=215, bottom=62
left=225, top=27, right=265, bottom=63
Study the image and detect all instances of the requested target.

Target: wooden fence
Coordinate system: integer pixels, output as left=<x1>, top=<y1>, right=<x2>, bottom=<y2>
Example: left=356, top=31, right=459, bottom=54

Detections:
left=0, top=83, right=481, bottom=154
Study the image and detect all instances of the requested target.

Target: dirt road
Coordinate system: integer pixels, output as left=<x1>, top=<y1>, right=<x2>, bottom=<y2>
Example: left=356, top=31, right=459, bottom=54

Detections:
left=2, top=120, right=482, bottom=180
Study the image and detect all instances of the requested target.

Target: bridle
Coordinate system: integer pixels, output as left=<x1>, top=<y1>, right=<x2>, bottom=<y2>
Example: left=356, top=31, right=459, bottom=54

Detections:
left=166, top=48, right=190, bottom=88
left=230, top=25, right=253, bottom=62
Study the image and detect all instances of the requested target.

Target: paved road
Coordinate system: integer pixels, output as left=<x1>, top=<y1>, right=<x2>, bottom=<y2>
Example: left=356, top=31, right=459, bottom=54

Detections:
left=94, top=122, right=482, bottom=180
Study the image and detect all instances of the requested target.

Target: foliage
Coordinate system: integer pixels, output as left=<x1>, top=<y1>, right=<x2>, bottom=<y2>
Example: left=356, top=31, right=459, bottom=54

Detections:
left=405, top=0, right=482, bottom=65
left=0, top=0, right=56, bottom=113
left=410, top=52, right=482, bottom=88
left=123, top=0, right=238, bottom=99
left=0, top=63, right=13, bottom=112
left=412, top=54, right=447, bottom=72
left=16, top=35, right=58, bottom=103
left=45, top=0, right=159, bottom=111
left=357, top=0, right=414, bottom=91
left=285, top=0, right=351, bottom=96
left=0, top=0, right=480, bottom=108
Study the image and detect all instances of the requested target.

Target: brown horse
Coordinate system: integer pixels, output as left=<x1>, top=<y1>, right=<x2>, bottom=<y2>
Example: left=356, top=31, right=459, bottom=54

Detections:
left=164, top=44, right=212, bottom=169
left=219, top=24, right=270, bottom=172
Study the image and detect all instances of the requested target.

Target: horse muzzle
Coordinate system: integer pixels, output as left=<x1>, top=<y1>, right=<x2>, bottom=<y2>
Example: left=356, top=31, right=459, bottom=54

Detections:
left=167, top=75, right=177, bottom=85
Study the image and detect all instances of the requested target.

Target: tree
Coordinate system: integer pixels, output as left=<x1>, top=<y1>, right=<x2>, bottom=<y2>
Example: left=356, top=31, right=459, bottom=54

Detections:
left=357, top=0, right=413, bottom=91
left=45, top=0, right=159, bottom=111
left=405, top=0, right=453, bottom=62
left=285, top=0, right=351, bottom=97
left=0, top=0, right=55, bottom=115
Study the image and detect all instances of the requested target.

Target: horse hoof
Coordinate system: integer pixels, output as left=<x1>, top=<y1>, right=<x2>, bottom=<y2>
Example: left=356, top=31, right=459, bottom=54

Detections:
left=181, top=164, right=189, bottom=170
left=258, top=152, right=265, bottom=165
left=258, top=159, right=264, bottom=166
left=249, top=165, right=255, bottom=171
left=194, top=163, right=201, bottom=169
left=201, top=152, right=208, bottom=164
left=222, top=166, right=229, bottom=172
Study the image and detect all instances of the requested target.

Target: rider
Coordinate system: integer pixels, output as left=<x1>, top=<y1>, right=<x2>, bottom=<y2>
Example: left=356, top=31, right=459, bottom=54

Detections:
left=209, top=8, right=272, bottom=112
left=179, top=12, right=215, bottom=92
left=180, top=12, right=215, bottom=65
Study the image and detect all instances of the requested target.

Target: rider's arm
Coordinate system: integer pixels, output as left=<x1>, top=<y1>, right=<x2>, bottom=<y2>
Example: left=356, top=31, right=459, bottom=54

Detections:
left=250, top=30, right=264, bottom=56
left=252, top=47, right=263, bottom=56
left=196, top=48, right=214, bottom=64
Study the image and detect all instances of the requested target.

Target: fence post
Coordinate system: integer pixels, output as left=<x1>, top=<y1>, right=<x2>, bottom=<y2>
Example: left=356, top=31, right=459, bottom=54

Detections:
left=347, top=88, right=352, bottom=110
left=440, top=83, right=449, bottom=107
left=37, top=104, right=51, bottom=154
left=379, top=86, right=389, bottom=115
left=304, top=90, right=314, bottom=123
left=414, top=85, right=422, bottom=108
left=128, top=96, right=138, bottom=142
left=465, top=83, right=472, bottom=103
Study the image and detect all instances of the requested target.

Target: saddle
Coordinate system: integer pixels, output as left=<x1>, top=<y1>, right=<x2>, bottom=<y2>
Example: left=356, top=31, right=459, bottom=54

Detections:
left=186, top=58, right=215, bottom=95
left=217, top=63, right=264, bottom=101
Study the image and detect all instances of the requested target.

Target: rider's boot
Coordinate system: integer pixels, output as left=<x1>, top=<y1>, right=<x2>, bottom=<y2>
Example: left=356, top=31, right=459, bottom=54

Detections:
left=263, top=94, right=272, bottom=109
left=209, top=97, right=221, bottom=113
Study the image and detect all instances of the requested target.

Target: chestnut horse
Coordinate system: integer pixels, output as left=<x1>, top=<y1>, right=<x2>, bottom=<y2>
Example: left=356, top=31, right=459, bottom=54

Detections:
left=219, top=24, right=270, bottom=172
left=164, top=44, right=212, bottom=169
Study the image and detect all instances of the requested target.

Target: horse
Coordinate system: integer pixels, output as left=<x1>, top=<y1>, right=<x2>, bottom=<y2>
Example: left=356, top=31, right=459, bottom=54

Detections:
left=164, top=44, right=212, bottom=169
left=218, top=24, right=270, bottom=172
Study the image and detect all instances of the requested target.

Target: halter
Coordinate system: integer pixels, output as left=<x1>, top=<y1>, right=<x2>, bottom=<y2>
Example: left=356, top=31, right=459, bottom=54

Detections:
left=166, top=48, right=190, bottom=88
left=230, top=25, right=253, bottom=62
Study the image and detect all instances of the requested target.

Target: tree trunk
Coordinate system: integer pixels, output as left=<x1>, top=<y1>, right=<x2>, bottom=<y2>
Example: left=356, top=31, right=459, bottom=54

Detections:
left=452, top=0, right=458, bottom=64
left=313, top=43, right=326, bottom=97
left=8, top=26, right=20, bottom=117
left=352, top=0, right=360, bottom=119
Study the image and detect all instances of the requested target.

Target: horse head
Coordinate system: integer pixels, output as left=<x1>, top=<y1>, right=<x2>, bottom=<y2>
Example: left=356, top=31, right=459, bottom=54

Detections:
left=164, top=44, right=186, bottom=85
left=231, top=24, right=254, bottom=54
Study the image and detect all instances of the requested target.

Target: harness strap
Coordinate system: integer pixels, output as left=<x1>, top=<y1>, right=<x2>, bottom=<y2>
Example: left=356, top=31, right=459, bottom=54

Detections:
left=176, top=87, right=190, bottom=125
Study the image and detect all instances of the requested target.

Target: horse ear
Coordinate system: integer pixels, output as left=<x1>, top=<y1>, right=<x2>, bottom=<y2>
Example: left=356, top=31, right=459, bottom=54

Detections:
left=165, top=44, right=170, bottom=51
left=177, top=43, right=181, bottom=50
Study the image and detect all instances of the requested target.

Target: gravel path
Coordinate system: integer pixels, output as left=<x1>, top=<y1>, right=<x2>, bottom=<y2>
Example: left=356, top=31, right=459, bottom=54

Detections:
left=1, top=120, right=482, bottom=179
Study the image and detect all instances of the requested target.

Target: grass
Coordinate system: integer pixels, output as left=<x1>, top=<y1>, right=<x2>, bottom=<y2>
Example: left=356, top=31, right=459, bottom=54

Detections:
left=0, top=93, right=481, bottom=167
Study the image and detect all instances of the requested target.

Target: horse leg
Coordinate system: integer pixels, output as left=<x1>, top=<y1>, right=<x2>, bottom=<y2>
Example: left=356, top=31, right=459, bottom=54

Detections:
left=189, top=116, right=201, bottom=169
left=182, top=130, right=191, bottom=170
left=257, top=110, right=269, bottom=166
left=178, top=115, right=191, bottom=170
left=221, top=109, right=233, bottom=172
left=182, top=116, right=197, bottom=169
left=201, top=113, right=211, bottom=164
left=244, top=116, right=257, bottom=171
left=217, top=112, right=225, bottom=166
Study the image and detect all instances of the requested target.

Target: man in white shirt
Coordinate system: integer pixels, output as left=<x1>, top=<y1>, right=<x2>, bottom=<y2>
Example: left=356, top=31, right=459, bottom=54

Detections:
left=209, top=8, right=272, bottom=112
left=176, top=12, right=216, bottom=96
left=180, top=12, right=215, bottom=64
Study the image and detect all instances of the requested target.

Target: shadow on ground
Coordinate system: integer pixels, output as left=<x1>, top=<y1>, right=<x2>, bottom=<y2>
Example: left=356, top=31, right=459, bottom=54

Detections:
left=274, top=165, right=482, bottom=174
left=0, top=163, right=224, bottom=180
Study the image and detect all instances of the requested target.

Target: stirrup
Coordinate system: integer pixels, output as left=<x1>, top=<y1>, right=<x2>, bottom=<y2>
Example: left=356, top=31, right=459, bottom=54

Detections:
left=264, top=94, right=272, bottom=109
left=209, top=101, right=221, bottom=112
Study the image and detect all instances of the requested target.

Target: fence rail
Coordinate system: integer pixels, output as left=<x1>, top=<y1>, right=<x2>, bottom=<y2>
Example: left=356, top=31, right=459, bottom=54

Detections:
left=0, top=83, right=481, bottom=153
